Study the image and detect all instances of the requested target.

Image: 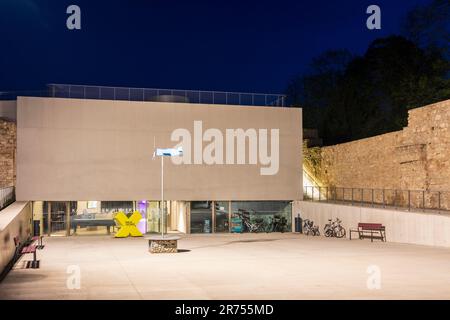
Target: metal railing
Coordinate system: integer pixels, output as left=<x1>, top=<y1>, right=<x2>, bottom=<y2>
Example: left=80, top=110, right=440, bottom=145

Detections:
left=0, top=186, right=15, bottom=211
left=46, top=84, right=287, bottom=107
left=303, top=186, right=450, bottom=213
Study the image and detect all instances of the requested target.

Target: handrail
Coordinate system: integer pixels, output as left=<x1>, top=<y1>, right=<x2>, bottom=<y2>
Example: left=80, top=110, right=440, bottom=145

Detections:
left=0, top=186, right=15, bottom=211
left=303, top=185, right=450, bottom=213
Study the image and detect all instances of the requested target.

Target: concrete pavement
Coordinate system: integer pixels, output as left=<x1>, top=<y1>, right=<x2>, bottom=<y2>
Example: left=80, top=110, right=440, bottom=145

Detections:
left=0, top=233, right=449, bottom=299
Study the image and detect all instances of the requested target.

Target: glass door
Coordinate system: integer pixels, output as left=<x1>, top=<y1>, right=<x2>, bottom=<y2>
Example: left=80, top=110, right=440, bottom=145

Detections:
left=147, top=201, right=160, bottom=233
left=214, top=201, right=230, bottom=232
left=190, top=201, right=212, bottom=233
left=43, top=202, right=71, bottom=236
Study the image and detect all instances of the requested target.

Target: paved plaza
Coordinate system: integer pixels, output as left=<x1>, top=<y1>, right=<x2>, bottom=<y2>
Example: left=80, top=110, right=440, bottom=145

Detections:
left=1, top=233, right=449, bottom=299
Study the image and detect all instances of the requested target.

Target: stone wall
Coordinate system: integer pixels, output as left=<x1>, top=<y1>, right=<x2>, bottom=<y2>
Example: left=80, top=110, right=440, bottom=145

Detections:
left=0, top=119, right=16, bottom=188
left=306, top=99, right=450, bottom=210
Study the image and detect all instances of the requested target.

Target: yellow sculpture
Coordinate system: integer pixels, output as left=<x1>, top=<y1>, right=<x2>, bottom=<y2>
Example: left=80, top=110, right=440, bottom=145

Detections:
left=114, top=211, right=143, bottom=238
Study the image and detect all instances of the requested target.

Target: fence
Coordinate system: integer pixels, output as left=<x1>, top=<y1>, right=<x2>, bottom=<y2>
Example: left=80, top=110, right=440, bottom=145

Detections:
left=46, top=84, right=287, bottom=107
left=0, top=187, right=15, bottom=211
left=303, top=186, right=450, bottom=213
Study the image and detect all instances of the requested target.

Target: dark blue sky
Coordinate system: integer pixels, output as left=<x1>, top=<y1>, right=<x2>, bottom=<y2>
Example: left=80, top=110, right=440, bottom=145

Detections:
left=0, top=0, right=432, bottom=94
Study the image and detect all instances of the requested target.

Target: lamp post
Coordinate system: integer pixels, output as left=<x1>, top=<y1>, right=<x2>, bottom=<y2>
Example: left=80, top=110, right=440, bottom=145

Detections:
left=153, top=146, right=183, bottom=238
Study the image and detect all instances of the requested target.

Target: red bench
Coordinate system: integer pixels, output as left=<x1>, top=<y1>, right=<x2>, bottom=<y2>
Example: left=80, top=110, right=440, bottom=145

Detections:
left=31, top=235, right=44, bottom=248
left=349, top=223, right=386, bottom=242
left=14, top=236, right=39, bottom=269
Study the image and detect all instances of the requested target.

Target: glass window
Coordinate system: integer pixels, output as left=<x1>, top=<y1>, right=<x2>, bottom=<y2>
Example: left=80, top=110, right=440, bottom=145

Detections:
left=215, top=201, right=229, bottom=233
left=190, top=201, right=212, bottom=233
left=231, top=201, right=291, bottom=233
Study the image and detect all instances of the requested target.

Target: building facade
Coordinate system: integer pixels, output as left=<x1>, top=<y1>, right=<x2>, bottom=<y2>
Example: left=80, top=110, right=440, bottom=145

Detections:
left=11, top=87, right=302, bottom=236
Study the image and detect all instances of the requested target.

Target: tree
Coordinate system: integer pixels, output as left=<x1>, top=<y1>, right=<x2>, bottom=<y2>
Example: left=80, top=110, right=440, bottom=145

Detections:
left=287, top=36, right=450, bottom=145
left=402, top=0, right=450, bottom=57
left=286, top=50, right=353, bottom=131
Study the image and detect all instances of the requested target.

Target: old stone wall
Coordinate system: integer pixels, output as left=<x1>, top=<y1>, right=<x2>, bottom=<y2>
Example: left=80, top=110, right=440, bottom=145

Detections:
left=0, top=119, right=16, bottom=188
left=307, top=99, right=450, bottom=210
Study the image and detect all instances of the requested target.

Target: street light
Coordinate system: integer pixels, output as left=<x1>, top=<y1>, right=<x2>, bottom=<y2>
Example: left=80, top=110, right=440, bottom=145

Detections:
left=153, top=146, right=183, bottom=238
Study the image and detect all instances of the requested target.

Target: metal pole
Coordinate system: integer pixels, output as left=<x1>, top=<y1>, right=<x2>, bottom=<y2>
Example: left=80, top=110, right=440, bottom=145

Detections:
left=438, top=192, right=441, bottom=214
left=422, top=190, right=425, bottom=212
left=408, top=190, right=411, bottom=211
left=394, top=189, right=397, bottom=209
left=161, top=156, right=164, bottom=238
left=371, top=189, right=374, bottom=207
left=66, top=201, right=71, bottom=236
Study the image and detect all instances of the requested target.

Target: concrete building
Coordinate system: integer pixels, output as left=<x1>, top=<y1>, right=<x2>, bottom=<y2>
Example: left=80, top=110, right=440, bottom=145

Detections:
left=2, top=84, right=303, bottom=236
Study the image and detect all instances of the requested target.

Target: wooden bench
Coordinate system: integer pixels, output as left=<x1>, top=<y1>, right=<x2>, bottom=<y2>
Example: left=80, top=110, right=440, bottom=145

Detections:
left=14, top=236, right=39, bottom=268
left=349, top=223, right=386, bottom=242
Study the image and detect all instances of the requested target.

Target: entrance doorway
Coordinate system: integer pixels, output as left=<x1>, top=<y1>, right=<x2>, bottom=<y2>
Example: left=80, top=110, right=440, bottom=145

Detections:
left=215, top=201, right=230, bottom=232
left=190, top=201, right=212, bottom=233
left=43, top=202, right=76, bottom=236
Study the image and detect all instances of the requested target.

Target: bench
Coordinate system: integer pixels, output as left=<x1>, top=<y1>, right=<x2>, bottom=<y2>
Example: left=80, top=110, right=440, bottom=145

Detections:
left=31, top=235, right=44, bottom=248
left=14, top=236, right=39, bottom=269
left=25, top=227, right=44, bottom=249
left=349, top=223, right=386, bottom=242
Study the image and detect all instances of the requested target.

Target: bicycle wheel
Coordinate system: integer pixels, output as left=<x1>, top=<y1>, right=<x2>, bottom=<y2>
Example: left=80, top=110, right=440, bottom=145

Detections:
left=324, top=227, right=332, bottom=237
left=335, top=226, right=346, bottom=238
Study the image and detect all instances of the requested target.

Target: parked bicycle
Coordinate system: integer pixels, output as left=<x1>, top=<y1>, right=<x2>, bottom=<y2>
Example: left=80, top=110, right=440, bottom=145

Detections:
left=265, top=215, right=288, bottom=233
left=303, top=219, right=320, bottom=236
left=234, top=210, right=265, bottom=233
left=324, top=218, right=346, bottom=238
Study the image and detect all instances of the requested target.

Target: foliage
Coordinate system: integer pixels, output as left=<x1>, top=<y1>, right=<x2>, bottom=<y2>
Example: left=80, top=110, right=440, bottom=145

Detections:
left=288, top=1, right=450, bottom=146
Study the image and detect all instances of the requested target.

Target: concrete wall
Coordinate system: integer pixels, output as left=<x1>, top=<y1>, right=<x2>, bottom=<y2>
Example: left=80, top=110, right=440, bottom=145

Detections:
left=0, top=119, right=16, bottom=188
left=16, top=97, right=302, bottom=201
left=305, top=99, right=450, bottom=209
left=0, top=202, right=32, bottom=274
left=294, top=201, right=450, bottom=248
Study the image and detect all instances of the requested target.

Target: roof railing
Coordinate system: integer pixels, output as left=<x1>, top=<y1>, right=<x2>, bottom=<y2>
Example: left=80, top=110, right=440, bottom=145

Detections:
left=46, top=84, right=287, bottom=107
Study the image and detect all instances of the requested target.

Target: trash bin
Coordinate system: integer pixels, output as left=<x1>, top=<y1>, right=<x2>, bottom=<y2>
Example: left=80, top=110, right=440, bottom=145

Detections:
left=33, top=220, right=41, bottom=237
left=294, top=214, right=302, bottom=233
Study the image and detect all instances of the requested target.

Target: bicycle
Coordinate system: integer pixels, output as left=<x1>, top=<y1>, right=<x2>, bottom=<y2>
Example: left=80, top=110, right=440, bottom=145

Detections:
left=324, top=218, right=346, bottom=238
left=266, top=215, right=288, bottom=233
left=303, top=219, right=320, bottom=236
left=234, top=210, right=266, bottom=233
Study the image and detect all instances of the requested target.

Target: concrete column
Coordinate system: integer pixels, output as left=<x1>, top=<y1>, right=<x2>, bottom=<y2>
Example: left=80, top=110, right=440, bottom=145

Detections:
left=32, top=201, right=44, bottom=236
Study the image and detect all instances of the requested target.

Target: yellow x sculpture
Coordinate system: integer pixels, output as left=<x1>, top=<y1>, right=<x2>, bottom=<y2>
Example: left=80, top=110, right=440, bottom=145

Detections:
left=114, top=211, right=143, bottom=238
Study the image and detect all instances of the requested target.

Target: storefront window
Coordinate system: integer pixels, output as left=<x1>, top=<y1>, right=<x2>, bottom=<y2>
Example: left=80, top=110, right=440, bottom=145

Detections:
left=70, top=201, right=133, bottom=236
left=190, top=201, right=212, bottom=233
left=215, top=201, right=229, bottom=232
left=231, top=201, right=291, bottom=233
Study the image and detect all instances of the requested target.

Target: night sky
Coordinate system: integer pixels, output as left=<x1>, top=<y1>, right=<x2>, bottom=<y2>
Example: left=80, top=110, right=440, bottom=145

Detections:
left=0, top=0, right=433, bottom=94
